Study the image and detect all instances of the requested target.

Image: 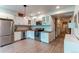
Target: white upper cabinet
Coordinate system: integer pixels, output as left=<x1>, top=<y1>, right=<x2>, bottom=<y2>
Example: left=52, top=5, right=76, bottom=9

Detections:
left=42, top=16, right=52, bottom=25
left=42, top=16, right=46, bottom=25
left=31, top=18, right=36, bottom=25
left=31, top=15, right=52, bottom=26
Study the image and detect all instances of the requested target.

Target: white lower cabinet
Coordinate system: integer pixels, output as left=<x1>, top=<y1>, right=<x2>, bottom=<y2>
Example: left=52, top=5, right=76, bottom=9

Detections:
left=26, top=31, right=34, bottom=40
left=14, top=32, right=22, bottom=41
left=41, top=32, right=49, bottom=43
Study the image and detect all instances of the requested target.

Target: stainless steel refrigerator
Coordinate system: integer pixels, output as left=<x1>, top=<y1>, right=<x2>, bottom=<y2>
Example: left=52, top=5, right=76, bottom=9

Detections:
left=0, top=18, right=14, bottom=47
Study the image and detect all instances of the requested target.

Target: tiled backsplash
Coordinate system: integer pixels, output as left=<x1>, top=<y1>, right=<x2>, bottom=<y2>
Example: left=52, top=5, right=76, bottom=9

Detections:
left=32, top=25, right=52, bottom=31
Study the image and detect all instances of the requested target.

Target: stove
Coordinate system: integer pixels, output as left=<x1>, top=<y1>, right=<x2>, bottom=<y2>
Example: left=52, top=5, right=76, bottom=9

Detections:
left=34, top=28, right=44, bottom=41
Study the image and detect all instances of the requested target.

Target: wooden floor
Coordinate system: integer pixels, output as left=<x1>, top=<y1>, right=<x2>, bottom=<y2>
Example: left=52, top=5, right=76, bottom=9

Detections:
left=0, top=33, right=64, bottom=53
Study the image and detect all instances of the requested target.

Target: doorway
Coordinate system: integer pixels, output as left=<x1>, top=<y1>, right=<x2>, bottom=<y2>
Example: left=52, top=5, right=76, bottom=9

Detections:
left=51, top=15, right=72, bottom=38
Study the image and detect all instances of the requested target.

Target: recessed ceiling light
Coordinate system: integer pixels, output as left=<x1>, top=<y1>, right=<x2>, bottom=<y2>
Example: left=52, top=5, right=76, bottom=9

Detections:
left=30, top=13, right=33, bottom=16
left=38, top=12, right=41, bottom=14
left=32, top=16, right=37, bottom=19
left=56, top=6, right=60, bottom=9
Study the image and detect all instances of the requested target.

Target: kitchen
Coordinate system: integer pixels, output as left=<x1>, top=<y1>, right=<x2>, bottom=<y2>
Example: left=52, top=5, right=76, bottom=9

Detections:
left=0, top=5, right=75, bottom=53
left=14, top=5, right=55, bottom=44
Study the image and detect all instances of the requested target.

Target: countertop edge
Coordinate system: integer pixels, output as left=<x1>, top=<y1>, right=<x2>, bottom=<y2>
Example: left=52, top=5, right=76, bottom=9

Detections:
left=15, top=30, right=52, bottom=33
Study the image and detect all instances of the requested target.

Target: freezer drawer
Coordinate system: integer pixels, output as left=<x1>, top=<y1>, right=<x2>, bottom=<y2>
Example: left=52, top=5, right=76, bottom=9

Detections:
left=0, top=35, right=14, bottom=46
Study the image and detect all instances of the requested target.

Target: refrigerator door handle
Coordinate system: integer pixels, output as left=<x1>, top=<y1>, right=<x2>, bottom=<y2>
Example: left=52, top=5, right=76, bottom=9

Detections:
left=0, top=34, right=10, bottom=37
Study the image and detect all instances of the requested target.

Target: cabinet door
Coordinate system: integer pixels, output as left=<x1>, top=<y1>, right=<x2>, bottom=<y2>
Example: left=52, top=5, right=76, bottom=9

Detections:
left=42, top=16, right=51, bottom=25
left=41, top=32, right=49, bottom=43
left=26, top=31, right=34, bottom=39
left=45, top=16, right=49, bottom=25
left=31, top=19, right=36, bottom=25
left=42, top=17, right=46, bottom=25
left=46, top=16, right=52, bottom=25
left=14, top=32, right=22, bottom=41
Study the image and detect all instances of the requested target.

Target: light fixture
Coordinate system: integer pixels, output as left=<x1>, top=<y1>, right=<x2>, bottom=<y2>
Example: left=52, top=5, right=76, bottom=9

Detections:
left=32, top=16, right=37, bottom=19
left=37, top=12, right=41, bottom=14
left=56, top=6, right=60, bottom=9
left=23, top=5, right=27, bottom=16
left=23, top=5, right=29, bottom=20
left=30, top=13, right=34, bottom=16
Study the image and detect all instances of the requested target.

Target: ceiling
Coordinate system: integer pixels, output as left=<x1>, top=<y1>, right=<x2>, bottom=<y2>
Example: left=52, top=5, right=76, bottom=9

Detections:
left=0, top=5, right=74, bottom=16
left=53, top=12, right=74, bottom=17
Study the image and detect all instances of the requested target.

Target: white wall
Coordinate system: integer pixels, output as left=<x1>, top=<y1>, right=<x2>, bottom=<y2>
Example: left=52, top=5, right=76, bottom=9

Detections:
left=0, top=12, right=29, bottom=25
left=0, top=10, right=28, bottom=25
left=0, top=12, right=14, bottom=19
left=0, top=7, right=29, bottom=25
left=49, top=16, right=55, bottom=42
